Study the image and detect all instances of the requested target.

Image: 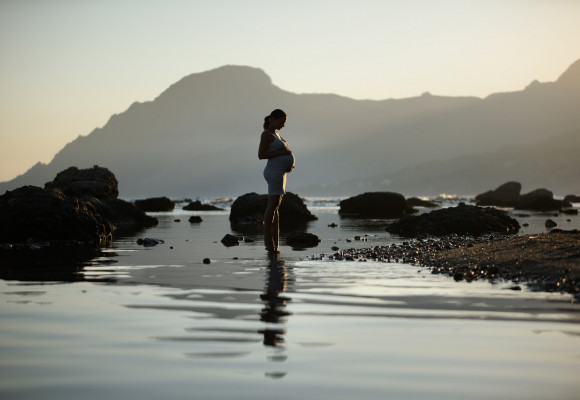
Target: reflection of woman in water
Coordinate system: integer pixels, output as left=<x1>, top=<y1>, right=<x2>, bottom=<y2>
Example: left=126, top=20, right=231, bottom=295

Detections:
left=258, top=109, right=295, bottom=254
left=260, top=256, right=292, bottom=347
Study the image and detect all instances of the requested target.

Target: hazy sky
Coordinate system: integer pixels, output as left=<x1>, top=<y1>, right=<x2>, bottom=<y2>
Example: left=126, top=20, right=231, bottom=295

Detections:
left=1, top=0, right=579, bottom=182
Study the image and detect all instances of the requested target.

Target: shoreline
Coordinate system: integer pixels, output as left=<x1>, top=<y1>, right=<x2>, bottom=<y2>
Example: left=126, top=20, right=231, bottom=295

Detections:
left=317, top=230, right=580, bottom=299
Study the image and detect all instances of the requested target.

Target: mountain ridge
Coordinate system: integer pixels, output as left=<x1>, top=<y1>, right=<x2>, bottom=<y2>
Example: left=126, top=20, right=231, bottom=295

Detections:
left=2, top=59, right=579, bottom=198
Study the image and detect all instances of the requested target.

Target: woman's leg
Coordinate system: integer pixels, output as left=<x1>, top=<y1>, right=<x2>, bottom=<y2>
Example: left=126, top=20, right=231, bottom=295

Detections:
left=264, top=195, right=283, bottom=252
left=272, top=208, right=280, bottom=250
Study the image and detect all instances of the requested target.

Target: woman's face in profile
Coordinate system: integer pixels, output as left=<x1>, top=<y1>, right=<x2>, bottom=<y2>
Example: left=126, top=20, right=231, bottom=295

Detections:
left=271, top=116, right=287, bottom=130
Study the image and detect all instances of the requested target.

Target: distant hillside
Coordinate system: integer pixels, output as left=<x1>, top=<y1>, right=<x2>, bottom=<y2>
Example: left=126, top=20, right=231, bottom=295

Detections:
left=2, top=59, right=580, bottom=198
left=301, top=129, right=580, bottom=197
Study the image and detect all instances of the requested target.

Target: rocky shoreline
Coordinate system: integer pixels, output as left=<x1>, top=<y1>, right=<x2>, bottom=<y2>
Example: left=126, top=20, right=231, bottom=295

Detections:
left=313, top=230, right=580, bottom=299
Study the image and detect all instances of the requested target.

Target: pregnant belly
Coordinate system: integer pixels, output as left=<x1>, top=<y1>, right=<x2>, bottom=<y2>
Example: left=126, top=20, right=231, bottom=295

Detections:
left=269, top=154, right=295, bottom=171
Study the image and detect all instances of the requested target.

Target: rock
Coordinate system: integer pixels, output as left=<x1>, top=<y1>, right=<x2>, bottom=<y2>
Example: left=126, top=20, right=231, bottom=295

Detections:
left=229, top=192, right=317, bottom=227
left=328, top=223, right=339, bottom=228
left=134, top=197, right=175, bottom=212
left=564, top=194, right=580, bottom=203
left=286, top=232, right=320, bottom=248
left=87, top=197, right=158, bottom=234
left=183, top=200, right=223, bottom=211
left=45, top=165, right=119, bottom=200
left=513, top=189, right=562, bottom=211
left=545, top=219, right=558, bottom=228
left=221, top=234, right=240, bottom=247
left=189, top=216, right=203, bottom=223
left=203, top=258, right=211, bottom=264
left=339, top=192, right=407, bottom=218
left=475, top=181, right=521, bottom=207
left=561, top=209, right=578, bottom=215
left=331, top=246, right=340, bottom=251
left=386, top=204, right=520, bottom=237
left=0, top=167, right=158, bottom=246
left=0, top=186, right=113, bottom=245
left=137, top=238, right=165, bottom=246
left=406, top=197, right=438, bottom=208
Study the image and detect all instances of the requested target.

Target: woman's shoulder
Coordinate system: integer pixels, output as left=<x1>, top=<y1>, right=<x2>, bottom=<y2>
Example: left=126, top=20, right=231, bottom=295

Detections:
left=261, top=130, right=275, bottom=140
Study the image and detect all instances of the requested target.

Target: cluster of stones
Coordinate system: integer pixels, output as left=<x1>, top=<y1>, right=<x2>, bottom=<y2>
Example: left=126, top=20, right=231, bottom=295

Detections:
left=0, top=166, right=157, bottom=247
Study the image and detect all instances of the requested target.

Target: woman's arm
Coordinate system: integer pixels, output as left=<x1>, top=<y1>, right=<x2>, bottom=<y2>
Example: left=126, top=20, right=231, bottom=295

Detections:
left=258, top=132, right=291, bottom=160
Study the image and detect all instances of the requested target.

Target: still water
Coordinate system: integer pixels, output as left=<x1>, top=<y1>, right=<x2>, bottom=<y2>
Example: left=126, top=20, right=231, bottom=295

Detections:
left=1, top=200, right=579, bottom=400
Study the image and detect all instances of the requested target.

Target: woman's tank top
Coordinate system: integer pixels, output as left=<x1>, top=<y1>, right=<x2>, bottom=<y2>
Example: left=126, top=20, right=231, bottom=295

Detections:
left=265, top=132, right=295, bottom=172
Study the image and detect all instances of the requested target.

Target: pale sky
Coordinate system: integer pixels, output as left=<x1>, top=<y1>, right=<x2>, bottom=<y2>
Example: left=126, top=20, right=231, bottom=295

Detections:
left=1, top=0, right=579, bottom=182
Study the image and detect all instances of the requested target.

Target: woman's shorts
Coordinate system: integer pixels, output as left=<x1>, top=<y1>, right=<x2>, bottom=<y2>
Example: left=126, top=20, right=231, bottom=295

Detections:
left=263, top=169, right=287, bottom=196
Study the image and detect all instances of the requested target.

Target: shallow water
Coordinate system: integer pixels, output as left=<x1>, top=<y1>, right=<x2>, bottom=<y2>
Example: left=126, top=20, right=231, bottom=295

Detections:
left=1, top=200, right=580, bottom=400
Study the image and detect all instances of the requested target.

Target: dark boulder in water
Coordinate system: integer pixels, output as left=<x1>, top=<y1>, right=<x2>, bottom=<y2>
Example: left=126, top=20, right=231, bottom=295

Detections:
left=134, top=196, right=175, bottom=212
left=0, top=166, right=157, bottom=246
left=406, top=197, right=439, bottom=208
left=513, top=189, right=563, bottom=211
left=221, top=234, right=240, bottom=247
left=564, top=194, right=580, bottom=203
left=386, top=204, right=520, bottom=237
left=475, top=182, right=569, bottom=211
left=475, top=181, right=522, bottom=207
left=286, top=232, right=320, bottom=248
left=339, top=192, right=407, bottom=218
left=229, top=192, right=317, bottom=228
left=0, top=185, right=113, bottom=245
left=45, top=165, right=119, bottom=201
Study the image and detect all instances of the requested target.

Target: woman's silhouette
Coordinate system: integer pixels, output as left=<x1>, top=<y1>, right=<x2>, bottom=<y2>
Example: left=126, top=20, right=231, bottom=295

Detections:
left=258, top=109, right=294, bottom=254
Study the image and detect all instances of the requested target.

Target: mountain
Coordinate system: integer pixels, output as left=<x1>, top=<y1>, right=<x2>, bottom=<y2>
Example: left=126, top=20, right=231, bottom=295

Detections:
left=2, top=60, right=580, bottom=198
left=304, top=129, right=580, bottom=197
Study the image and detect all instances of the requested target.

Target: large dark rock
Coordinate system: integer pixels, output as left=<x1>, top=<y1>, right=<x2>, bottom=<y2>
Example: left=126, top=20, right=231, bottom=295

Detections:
left=476, top=182, right=570, bottom=211
left=564, top=194, right=580, bottom=203
left=0, top=186, right=113, bottom=244
left=513, top=189, right=563, bottom=211
left=0, top=167, right=157, bottom=246
left=229, top=192, right=317, bottom=228
left=475, top=181, right=521, bottom=207
left=134, top=196, right=175, bottom=212
left=45, top=165, right=119, bottom=200
left=339, top=192, right=407, bottom=218
left=386, top=204, right=520, bottom=237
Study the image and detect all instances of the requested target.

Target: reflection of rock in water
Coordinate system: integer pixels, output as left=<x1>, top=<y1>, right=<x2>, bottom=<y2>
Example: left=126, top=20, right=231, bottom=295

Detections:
left=0, top=245, right=106, bottom=282
left=259, top=256, right=293, bottom=347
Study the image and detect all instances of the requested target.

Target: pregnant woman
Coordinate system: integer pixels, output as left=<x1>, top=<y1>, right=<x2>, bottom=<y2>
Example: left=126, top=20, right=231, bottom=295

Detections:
left=258, top=109, right=295, bottom=254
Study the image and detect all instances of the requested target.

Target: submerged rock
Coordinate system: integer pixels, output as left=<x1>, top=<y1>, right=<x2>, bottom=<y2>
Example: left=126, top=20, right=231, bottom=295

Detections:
left=386, top=204, right=520, bottom=237
left=339, top=192, right=407, bottom=218
left=137, top=238, right=165, bottom=247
